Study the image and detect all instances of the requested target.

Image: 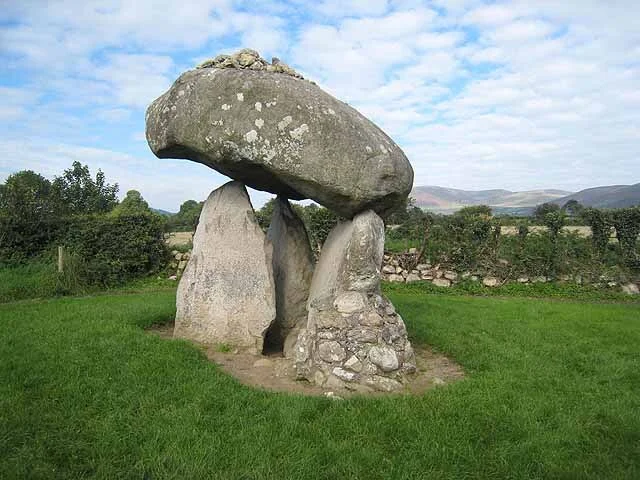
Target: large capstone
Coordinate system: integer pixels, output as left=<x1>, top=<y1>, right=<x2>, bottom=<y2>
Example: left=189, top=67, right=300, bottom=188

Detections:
left=265, top=196, right=314, bottom=356
left=294, top=210, right=416, bottom=392
left=174, top=181, right=275, bottom=354
left=145, top=51, right=413, bottom=219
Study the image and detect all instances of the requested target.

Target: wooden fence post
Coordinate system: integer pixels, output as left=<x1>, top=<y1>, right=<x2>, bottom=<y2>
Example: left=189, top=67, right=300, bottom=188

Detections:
left=58, top=246, right=64, bottom=273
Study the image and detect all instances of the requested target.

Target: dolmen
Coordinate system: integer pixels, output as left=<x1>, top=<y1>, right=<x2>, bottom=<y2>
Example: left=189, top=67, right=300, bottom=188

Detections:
left=146, top=49, right=416, bottom=392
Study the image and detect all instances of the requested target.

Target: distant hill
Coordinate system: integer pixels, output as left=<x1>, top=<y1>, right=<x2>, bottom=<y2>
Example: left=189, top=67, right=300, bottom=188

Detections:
left=552, top=183, right=640, bottom=209
left=411, top=186, right=572, bottom=215
left=151, top=208, right=175, bottom=216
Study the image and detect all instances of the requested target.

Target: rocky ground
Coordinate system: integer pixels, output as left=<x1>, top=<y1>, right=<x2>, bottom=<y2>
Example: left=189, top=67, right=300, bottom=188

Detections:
left=148, top=322, right=464, bottom=398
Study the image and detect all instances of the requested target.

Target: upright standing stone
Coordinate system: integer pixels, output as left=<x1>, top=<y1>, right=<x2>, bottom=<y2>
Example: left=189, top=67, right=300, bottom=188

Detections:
left=175, top=181, right=276, bottom=354
left=294, top=210, right=415, bottom=392
left=265, top=196, right=314, bottom=356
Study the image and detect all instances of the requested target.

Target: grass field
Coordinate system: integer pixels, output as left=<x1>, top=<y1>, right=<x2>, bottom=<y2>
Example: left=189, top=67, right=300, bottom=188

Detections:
left=1, top=289, right=639, bottom=479
left=0, top=262, right=177, bottom=303
left=0, top=262, right=62, bottom=303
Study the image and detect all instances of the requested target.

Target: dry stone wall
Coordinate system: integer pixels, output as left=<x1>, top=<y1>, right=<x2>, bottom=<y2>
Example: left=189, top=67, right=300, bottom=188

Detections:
left=380, top=250, right=640, bottom=293
left=168, top=247, right=640, bottom=295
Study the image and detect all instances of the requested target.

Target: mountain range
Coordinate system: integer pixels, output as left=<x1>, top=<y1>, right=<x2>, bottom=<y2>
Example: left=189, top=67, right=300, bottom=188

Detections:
left=550, top=184, right=640, bottom=210
left=411, top=183, right=640, bottom=215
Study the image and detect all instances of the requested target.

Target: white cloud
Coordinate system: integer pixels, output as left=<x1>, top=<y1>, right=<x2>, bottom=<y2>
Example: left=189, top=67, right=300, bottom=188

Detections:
left=0, top=86, right=39, bottom=121
left=401, top=51, right=459, bottom=80
left=132, top=131, right=147, bottom=142
left=1, top=0, right=639, bottom=208
left=92, top=54, right=175, bottom=108
left=0, top=139, right=269, bottom=210
left=463, top=4, right=520, bottom=26
left=95, top=108, right=132, bottom=123
left=415, top=31, right=465, bottom=50
left=490, top=19, right=555, bottom=43
left=314, top=0, right=389, bottom=18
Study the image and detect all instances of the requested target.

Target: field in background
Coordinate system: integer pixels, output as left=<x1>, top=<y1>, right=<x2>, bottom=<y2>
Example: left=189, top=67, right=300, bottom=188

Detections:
left=500, top=225, right=607, bottom=238
left=164, top=231, right=193, bottom=247
left=0, top=287, right=638, bottom=479
left=166, top=227, right=598, bottom=242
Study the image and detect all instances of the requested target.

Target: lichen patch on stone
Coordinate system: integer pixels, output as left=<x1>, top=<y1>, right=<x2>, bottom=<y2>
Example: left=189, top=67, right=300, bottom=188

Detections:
left=289, top=123, right=309, bottom=140
left=245, top=130, right=258, bottom=143
left=278, top=116, right=293, bottom=131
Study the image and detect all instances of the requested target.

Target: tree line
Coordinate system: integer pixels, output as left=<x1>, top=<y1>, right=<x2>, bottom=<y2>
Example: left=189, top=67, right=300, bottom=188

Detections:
left=3, top=161, right=638, bottom=288
left=0, top=162, right=166, bottom=287
left=381, top=199, right=640, bottom=281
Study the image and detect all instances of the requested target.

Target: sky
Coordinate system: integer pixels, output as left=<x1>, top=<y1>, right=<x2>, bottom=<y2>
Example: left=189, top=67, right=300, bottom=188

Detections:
left=1, top=0, right=639, bottom=211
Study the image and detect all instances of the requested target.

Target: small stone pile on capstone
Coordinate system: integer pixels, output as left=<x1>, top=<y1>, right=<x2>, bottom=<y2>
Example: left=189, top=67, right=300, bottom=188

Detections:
left=197, top=48, right=305, bottom=79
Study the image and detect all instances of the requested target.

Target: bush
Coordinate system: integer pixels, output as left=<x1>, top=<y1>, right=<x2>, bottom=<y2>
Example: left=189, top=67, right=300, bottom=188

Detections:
left=611, top=207, right=640, bottom=267
left=0, top=216, right=72, bottom=264
left=65, top=214, right=168, bottom=286
left=581, top=208, right=612, bottom=258
left=386, top=202, right=638, bottom=282
left=438, top=207, right=495, bottom=271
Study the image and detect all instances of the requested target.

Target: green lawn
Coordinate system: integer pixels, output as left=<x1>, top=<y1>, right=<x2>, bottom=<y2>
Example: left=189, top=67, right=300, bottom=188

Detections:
left=0, top=262, right=62, bottom=303
left=0, top=262, right=177, bottom=303
left=1, top=289, right=639, bottom=479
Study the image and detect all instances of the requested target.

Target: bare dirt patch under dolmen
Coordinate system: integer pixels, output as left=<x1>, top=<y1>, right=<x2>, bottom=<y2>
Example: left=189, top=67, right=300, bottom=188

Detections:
left=148, top=322, right=465, bottom=398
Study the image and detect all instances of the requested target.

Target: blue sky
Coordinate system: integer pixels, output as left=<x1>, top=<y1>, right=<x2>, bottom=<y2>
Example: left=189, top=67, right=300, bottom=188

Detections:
left=1, top=0, right=639, bottom=211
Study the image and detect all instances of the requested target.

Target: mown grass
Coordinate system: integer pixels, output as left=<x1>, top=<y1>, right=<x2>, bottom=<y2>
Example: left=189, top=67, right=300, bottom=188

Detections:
left=384, top=236, right=422, bottom=253
left=1, top=289, right=639, bottom=479
left=0, top=262, right=62, bottom=303
left=385, top=279, right=640, bottom=303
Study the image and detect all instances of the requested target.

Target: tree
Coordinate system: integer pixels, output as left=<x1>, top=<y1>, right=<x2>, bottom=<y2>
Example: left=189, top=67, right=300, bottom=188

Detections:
left=581, top=208, right=611, bottom=258
left=392, top=205, right=430, bottom=245
left=534, top=202, right=560, bottom=223
left=300, top=204, right=339, bottom=249
left=255, top=198, right=277, bottom=231
left=177, top=200, right=203, bottom=227
left=166, top=199, right=203, bottom=232
left=562, top=199, right=583, bottom=217
left=610, top=207, right=640, bottom=265
left=537, top=208, right=567, bottom=278
left=111, top=190, right=152, bottom=216
left=51, top=161, right=118, bottom=215
left=386, top=196, right=417, bottom=225
left=541, top=210, right=566, bottom=239
left=457, top=205, right=493, bottom=218
left=0, top=170, right=55, bottom=221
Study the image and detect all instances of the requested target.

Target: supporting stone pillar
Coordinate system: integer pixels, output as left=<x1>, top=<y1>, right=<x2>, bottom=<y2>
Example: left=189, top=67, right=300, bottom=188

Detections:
left=174, top=181, right=276, bottom=354
left=265, top=196, right=314, bottom=356
left=294, top=210, right=415, bottom=392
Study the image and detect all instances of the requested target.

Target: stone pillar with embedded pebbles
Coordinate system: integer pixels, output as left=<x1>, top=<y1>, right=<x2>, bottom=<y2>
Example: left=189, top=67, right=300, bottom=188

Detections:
left=294, top=210, right=416, bottom=392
